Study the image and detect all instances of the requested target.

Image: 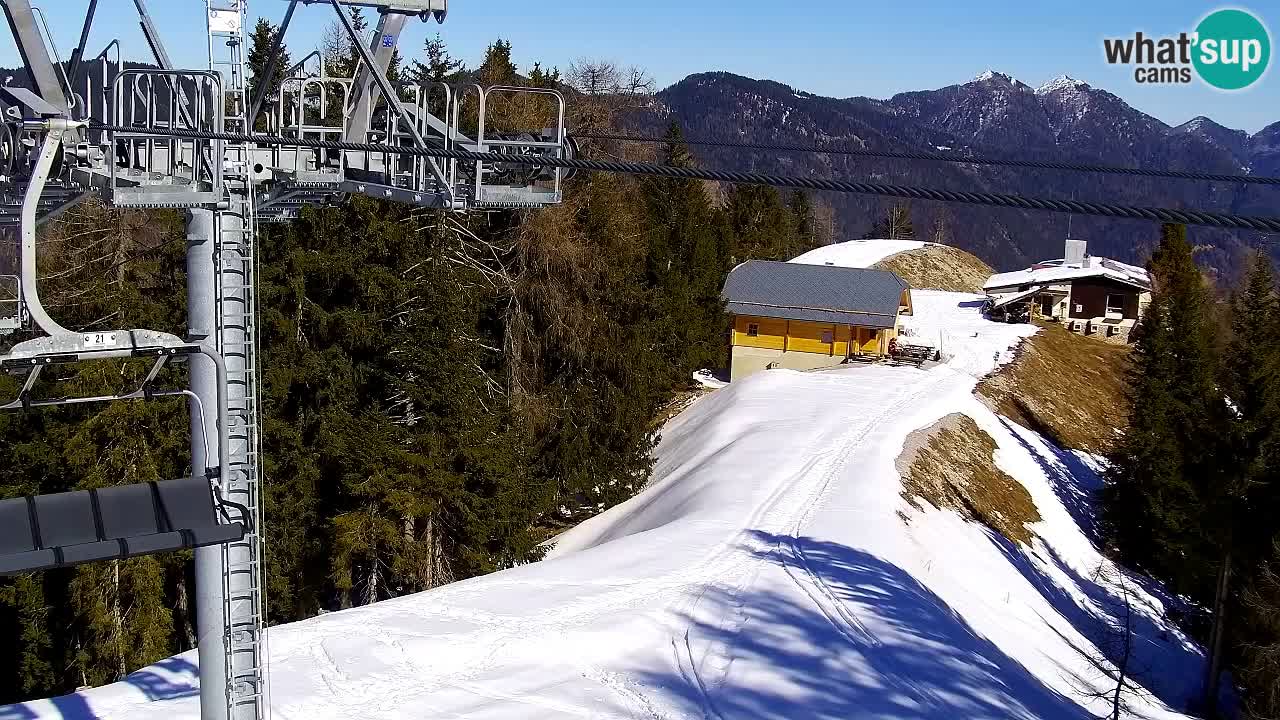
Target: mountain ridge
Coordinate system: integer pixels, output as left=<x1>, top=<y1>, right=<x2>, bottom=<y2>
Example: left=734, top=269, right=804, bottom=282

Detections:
left=632, top=70, right=1280, bottom=275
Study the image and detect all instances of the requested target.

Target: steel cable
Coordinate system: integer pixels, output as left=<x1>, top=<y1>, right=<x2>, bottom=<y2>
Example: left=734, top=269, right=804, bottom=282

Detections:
left=573, top=131, right=1280, bottom=187
left=90, top=123, right=1280, bottom=233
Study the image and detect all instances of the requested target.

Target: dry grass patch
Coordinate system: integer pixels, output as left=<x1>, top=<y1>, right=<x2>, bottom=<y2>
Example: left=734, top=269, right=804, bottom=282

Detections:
left=874, top=243, right=994, bottom=293
left=977, top=321, right=1130, bottom=455
left=652, top=386, right=715, bottom=430
left=898, top=413, right=1041, bottom=546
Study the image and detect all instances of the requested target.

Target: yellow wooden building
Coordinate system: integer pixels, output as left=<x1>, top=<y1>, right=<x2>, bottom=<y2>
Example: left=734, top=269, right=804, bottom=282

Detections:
left=721, top=260, right=913, bottom=381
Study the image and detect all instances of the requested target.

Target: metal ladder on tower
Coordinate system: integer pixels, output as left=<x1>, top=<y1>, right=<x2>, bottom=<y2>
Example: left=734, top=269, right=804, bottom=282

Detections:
left=207, top=2, right=269, bottom=720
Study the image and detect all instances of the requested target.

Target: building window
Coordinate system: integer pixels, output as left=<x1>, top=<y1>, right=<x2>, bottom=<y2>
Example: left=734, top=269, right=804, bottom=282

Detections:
left=821, top=329, right=834, bottom=344
left=1074, top=303, right=1083, bottom=314
left=747, top=323, right=759, bottom=337
left=1106, top=294, right=1125, bottom=315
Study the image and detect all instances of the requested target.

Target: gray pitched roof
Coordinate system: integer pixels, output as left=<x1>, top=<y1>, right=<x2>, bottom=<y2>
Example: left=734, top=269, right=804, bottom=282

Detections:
left=721, top=260, right=908, bottom=329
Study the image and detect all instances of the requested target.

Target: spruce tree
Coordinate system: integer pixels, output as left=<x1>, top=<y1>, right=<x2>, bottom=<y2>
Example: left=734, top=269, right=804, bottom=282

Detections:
left=788, top=190, right=820, bottom=258
left=409, top=33, right=465, bottom=85
left=726, top=184, right=799, bottom=262
left=409, top=33, right=465, bottom=118
left=1102, top=224, right=1237, bottom=712
left=247, top=18, right=291, bottom=131
left=477, top=39, right=517, bottom=85
left=1103, top=224, right=1231, bottom=592
left=1220, top=252, right=1280, bottom=716
left=1, top=576, right=55, bottom=695
left=1225, top=251, right=1280, bottom=541
left=643, top=122, right=731, bottom=377
left=528, top=63, right=561, bottom=89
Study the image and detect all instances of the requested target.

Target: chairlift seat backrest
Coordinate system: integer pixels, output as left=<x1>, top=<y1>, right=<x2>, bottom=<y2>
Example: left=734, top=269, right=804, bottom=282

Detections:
left=0, top=477, right=244, bottom=575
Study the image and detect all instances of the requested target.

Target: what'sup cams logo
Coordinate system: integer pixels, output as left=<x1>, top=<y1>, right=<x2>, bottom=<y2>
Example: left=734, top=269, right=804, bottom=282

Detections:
left=1104, top=8, right=1271, bottom=90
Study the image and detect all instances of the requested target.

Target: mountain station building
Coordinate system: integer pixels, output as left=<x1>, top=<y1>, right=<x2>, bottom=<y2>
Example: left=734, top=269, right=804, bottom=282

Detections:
left=983, top=239, right=1151, bottom=344
left=722, top=260, right=913, bottom=381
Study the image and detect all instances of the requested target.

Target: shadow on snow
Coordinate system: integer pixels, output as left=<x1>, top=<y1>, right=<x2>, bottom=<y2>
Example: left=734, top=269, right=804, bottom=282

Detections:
left=624, top=532, right=1094, bottom=720
left=996, top=416, right=1204, bottom=710
left=998, top=416, right=1102, bottom=543
left=0, top=657, right=197, bottom=720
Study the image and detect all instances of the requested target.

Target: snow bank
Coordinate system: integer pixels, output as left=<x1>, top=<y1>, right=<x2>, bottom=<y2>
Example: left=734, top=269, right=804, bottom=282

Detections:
left=789, top=238, right=925, bottom=269
left=693, top=369, right=728, bottom=389
left=9, top=292, right=1203, bottom=720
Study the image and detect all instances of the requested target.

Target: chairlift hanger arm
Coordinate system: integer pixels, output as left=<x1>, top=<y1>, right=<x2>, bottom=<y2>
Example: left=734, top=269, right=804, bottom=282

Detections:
left=132, top=0, right=174, bottom=70
left=1, top=337, right=234, bottom=495
left=21, top=124, right=71, bottom=336
left=343, top=10, right=407, bottom=144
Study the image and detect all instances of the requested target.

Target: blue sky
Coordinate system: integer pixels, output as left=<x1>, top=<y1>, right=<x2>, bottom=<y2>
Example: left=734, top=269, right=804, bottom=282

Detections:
left=10, top=0, right=1278, bottom=133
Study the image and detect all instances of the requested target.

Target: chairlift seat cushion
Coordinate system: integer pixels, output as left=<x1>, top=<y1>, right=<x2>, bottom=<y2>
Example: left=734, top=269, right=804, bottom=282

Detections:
left=0, top=478, right=243, bottom=575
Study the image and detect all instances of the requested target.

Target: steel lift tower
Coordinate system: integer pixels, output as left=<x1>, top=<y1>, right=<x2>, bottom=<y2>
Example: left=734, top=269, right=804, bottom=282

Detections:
left=0, top=2, right=572, bottom=720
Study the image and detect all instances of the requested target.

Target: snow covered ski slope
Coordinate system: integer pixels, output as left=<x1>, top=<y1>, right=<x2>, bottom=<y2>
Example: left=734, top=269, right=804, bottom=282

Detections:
left=11, top=292, right=1208, bottom=719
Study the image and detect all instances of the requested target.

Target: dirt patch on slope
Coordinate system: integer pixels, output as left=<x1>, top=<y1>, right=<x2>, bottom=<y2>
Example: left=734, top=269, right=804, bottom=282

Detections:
left=976, top=321, right=1130, bottom=455
left=898, top=413, right=1040, bottom=545
left=653, top=387, right=714, bottom=430
left=874, top=243, right=994, bottom=293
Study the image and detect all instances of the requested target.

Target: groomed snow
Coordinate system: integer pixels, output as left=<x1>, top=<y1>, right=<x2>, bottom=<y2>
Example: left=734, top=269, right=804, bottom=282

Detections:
left=789, top=238, right=925, bottom=269
left=9, top=285, right=1205, bottom=718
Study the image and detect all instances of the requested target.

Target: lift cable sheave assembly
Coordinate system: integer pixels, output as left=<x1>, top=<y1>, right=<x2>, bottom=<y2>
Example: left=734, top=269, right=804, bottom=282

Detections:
left=90, top=122, right=1280, bottom=234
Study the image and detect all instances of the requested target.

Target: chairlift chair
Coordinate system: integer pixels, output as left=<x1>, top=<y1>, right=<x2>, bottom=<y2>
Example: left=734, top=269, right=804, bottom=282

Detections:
left=0, top=128, right=246, bottom=575
left=0, top=477, right=248, bottom=575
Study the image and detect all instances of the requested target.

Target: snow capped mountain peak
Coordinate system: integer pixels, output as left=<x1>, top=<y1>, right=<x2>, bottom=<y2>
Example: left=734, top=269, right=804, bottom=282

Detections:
left=1175, top=116, right=1217, bottom=133
left=1036, top=75, right=1089, bottom=95
left=972, top=69, right=1015, bottom=84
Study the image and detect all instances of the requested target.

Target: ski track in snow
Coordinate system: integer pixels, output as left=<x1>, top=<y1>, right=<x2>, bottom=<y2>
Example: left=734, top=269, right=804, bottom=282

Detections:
left=8, top=271, right=1206, bottom=719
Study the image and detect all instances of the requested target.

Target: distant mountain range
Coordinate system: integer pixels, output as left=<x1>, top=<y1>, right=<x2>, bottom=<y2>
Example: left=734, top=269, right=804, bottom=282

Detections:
left=631, top=70, right=1280, bottom=276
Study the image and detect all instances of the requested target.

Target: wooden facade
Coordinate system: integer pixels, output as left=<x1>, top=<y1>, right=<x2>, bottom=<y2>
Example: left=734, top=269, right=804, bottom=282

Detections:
left=730, top=316, right=890, bottom=357
left=1065, top=278, right=1142, bottom=320
left=727, top=315, right=900, bottom=381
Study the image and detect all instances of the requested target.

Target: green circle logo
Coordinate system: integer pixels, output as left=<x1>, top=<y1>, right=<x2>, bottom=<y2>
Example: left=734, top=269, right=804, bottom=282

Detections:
left=1192, top=9, right=1271, bottom=90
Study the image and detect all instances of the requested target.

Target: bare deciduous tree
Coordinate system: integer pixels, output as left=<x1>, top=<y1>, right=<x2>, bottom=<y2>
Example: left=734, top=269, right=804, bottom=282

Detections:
left=566, top=58, right=655, bottom=134
left=812, top=197, right=838, bottom=246
left=321, top=21, right=350, bottom=72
